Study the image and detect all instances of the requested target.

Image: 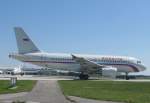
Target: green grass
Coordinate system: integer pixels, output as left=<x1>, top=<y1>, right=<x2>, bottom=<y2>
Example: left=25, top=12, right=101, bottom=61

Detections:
left=58, top=80, right=150, bottom=103
left=0, top=80, right=36, bottom=94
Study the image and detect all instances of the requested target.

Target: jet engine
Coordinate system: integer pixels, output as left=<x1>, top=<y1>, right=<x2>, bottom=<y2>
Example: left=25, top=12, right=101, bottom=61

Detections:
left=102, top=67, right=117, bottom=78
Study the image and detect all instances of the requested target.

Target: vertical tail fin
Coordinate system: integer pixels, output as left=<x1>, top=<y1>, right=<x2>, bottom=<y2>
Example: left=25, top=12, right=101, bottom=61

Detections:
left=14, top=27, right=40, bottom=54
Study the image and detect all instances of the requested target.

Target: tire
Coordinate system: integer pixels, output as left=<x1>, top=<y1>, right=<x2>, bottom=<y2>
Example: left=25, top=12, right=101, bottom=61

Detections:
left=79, top=74, right=89, bottom=80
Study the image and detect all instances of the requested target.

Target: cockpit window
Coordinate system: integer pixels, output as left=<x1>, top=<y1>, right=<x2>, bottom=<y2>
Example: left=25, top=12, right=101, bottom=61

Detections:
left=137, top=61, right=141, bottom=64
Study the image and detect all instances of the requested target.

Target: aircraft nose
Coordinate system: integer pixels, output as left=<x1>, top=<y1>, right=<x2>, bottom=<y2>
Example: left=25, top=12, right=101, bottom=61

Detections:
left=140, top=64, right=146, bottom=71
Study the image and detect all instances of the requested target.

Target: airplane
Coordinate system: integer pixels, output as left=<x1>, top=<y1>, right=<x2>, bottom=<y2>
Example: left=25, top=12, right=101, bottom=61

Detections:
left=9, top=27, right=146, bottom=80
left=13, top=65, right=23, bottom=75
left=0, top=65, right=23, bottom=75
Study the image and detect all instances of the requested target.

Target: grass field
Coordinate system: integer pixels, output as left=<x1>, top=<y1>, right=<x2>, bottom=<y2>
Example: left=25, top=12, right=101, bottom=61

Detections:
left=58, top=80, right=150, bottom=103
left=0, top=80, right=36, bottom=94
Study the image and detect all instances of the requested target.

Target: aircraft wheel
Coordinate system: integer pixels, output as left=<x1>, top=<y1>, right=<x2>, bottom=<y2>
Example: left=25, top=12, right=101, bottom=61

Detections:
left=79, top=74, right=89, bottom=80
left=125, top=72, right=130, bottom=80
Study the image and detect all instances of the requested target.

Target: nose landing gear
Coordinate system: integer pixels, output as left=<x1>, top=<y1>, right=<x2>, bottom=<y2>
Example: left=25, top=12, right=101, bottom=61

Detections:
left=125, top=72, right=129, bottom=80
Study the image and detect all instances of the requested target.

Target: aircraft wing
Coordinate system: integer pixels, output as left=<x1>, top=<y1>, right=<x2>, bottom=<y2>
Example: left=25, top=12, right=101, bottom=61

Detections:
left=71, top=54, right=106, bottom=74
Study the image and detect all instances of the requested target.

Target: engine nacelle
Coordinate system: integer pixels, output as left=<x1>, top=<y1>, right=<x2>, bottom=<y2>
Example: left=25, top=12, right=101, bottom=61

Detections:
left=102, top=67, right=117, bottom=78
left=0, top=70, right=3, bottom=74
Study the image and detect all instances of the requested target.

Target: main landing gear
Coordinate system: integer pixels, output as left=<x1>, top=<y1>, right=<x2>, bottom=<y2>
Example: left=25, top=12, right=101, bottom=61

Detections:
left=79, top=73, right=89, bottom=80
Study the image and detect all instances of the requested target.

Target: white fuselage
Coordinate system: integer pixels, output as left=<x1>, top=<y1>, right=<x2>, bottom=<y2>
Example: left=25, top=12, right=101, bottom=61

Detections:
left=10, top=52, right=146, bottom=73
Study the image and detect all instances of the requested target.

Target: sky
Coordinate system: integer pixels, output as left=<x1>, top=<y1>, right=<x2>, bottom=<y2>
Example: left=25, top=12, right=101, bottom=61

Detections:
left=0, top=0, right=150, bottom=75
